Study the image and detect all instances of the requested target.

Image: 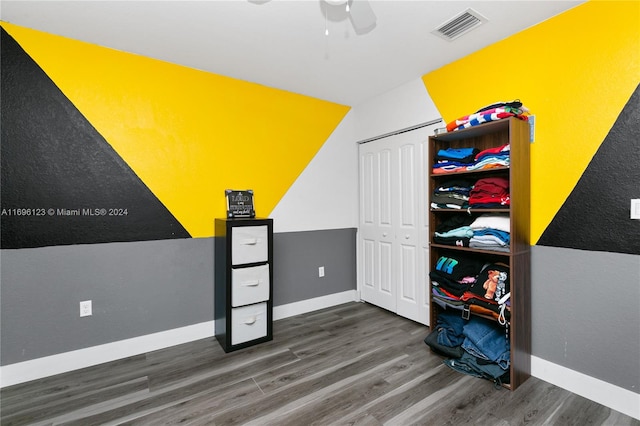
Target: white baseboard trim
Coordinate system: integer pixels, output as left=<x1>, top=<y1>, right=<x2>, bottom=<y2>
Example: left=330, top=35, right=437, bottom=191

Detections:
left=0, top=321, right=215, bottom=388
left=531, top=355, right=640, bottom=420
left=273, top=290, right=358, bottom=320
left=0, top=290, right=358, bottom=388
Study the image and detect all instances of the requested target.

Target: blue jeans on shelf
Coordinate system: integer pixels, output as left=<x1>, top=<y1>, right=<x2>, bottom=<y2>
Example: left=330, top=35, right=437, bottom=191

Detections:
left=461, top=316, right=510, bottom=370
left=443, top=351, right=508, bottom=381
left=436, top=310, right=466, bottom=347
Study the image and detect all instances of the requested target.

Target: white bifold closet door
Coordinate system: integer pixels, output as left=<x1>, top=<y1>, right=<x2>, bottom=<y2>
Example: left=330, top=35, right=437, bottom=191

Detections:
left=358, top=124, right=437, bottom=326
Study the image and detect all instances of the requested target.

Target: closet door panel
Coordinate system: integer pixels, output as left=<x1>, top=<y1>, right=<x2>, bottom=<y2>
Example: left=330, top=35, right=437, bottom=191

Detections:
left=395, top=141, right=420, bottom=322
left=360, top=141, right=395, bottom=312
left=358, top=122, right=440, bottom=325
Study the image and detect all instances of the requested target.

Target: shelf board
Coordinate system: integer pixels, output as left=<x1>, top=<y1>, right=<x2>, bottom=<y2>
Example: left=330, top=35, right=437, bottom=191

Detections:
left=430, top=165, right=509, bottom=177
left=430, top=208, right=509, bottom=214
left=431, top=118, right=513, bottom=141
left=429, top=243, right=511, bottom=256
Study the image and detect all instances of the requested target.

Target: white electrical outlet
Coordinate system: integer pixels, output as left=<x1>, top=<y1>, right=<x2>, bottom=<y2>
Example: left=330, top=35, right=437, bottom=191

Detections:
left=318, top=266, right=325, bottom=278
left=631, top=199, right=640, bottom=220
left=80, top=300, right=92, bottom=317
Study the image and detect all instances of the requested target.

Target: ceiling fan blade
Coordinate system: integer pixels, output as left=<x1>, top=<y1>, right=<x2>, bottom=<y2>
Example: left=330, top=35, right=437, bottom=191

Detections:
left=349, top=0, right=377, bottom=35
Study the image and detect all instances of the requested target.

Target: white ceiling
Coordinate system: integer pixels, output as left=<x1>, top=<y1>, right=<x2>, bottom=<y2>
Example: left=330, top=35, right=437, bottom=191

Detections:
left=1, top=0, right=583, bottom=106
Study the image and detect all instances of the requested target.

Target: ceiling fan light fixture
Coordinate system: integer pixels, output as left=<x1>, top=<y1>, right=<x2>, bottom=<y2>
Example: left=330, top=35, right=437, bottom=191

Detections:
left=324, top=2, right=329, bottom=35
left=324, top=0, right=349, bottom=12
left=322, top=0, right=376, bottom=36
left=349, top=0, right=376, bottom=35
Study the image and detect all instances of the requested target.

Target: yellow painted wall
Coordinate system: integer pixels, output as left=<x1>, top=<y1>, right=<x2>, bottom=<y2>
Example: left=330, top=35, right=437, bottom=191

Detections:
left=2, top=23, right=350, bottom=238
left=422, top=1, right=639, bottom=243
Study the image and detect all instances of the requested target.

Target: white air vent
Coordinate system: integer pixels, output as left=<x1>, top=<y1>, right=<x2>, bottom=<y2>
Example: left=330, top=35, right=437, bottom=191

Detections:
left=432, top=8, right=488, bottom=41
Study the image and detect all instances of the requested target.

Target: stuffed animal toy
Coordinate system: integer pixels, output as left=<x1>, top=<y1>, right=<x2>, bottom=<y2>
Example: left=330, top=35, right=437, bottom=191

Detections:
left=483, top=270, right=500, bottom=299
left=483, top=270, right=508, bottom=300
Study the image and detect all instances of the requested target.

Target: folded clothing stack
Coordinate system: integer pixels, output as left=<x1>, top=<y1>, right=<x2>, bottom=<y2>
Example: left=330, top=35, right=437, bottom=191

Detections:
left=433, top=213, right=511, bottom=253
left=433, top=147, right=479, bottom=174
left=431, top=178, right=475, bottom=210
left=445, top=100, right=529, bottom=132
left=433, top=214, right=475, bottom=247
left=433, top=144, right=510, bottom=175
left=469, top=213, right=510, bottom=252
left=429, top=253, right=485, bottom=298
left=430, top=250, right=511, bottom=322
left=467, top=144, right=511, bottom=172
left=469, top=176, right=510, bottom=208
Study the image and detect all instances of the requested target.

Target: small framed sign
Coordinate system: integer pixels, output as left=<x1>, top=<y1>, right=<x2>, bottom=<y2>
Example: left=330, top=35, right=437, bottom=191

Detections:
left=225, top=189, right=255, bottom=218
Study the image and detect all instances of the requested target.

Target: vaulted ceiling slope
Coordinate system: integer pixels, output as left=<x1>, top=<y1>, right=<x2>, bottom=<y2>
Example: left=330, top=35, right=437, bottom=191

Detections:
left=0, top=1, right=583, bottom=106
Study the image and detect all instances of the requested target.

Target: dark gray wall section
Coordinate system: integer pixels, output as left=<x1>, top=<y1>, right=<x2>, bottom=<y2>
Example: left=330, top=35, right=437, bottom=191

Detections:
left=531, top=245, right=640, bottom=394
left=272, top=228, right=357, bottom=306
left=0, top=28, right=190, bottom=249
left=538, top=84, right=640, bottom=255
left=1, top=238, right=214, bottom=365
left=1, top=228, right=356, bottom=365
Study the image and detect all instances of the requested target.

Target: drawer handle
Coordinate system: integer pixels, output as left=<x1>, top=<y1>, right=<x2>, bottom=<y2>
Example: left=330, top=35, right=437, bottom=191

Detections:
left=244, top=316, right=257, bottom=325
left=240, top=238, right=260, bottom=245
left=241, top=280, right=261, bottom=287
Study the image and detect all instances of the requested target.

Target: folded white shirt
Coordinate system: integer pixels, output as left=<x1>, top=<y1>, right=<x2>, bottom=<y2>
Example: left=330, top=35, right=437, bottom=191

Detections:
left=469, top=214, right=510, bottom=233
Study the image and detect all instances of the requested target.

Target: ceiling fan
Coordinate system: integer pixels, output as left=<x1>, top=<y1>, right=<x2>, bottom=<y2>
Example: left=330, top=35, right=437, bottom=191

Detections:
left=322, top=0, right=377, bottom=35
left=249, top=0, right=377, bottom=36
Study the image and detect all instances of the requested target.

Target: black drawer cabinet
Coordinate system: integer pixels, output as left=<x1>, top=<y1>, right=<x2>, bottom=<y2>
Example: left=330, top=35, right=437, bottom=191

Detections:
left=214, top=218, right=273, bottom=352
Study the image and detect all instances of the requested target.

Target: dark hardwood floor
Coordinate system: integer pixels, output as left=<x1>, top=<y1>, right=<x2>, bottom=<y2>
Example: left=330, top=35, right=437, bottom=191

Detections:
left=1, top=302, right=638, bottom=425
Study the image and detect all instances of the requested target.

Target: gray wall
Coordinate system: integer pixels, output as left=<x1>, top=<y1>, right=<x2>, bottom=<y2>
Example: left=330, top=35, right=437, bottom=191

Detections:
left=531, top=245, right=640, bottom=393
left=1, top=238, right=214, bottom=364
left=1, top=228, right=357, bottom=365
left=273, top=228, right=357, bottom=306
left=12, top=227, right=639, bottom=395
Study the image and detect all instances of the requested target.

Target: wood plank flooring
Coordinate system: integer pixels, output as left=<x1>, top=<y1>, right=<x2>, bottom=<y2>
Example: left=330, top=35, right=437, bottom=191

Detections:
left=1, top=302, right=638, bottom=425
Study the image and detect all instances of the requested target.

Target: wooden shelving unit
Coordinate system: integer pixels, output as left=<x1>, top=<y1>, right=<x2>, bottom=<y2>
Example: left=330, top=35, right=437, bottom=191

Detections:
left=428, top=118, right=531, bottom=390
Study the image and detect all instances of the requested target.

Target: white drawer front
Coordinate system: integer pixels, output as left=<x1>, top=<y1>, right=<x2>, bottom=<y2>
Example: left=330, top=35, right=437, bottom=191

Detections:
left=231, top=303, right=267, bottom=345
left=231, top=264, right=270, bottom=307
left=231, top=225, right=268, bottom=265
